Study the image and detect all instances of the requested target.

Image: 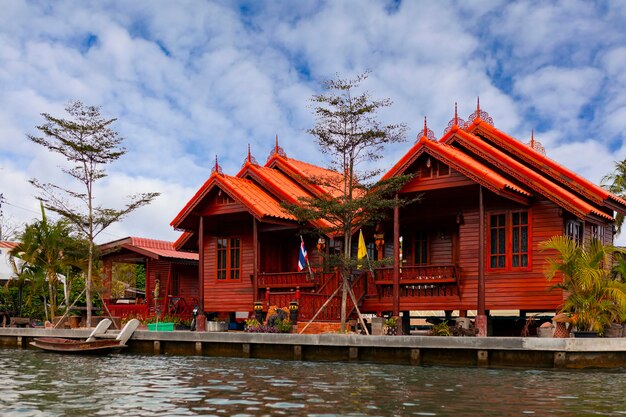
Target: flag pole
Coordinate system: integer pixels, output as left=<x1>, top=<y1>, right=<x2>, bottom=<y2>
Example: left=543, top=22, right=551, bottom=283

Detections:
left=358, top=229, right=376, bottom=279
left=301, top=235, right=314, bottom=281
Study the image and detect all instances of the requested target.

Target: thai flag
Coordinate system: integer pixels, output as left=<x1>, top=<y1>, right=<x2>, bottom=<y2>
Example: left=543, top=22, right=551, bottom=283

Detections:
left=298, top=239, right=308, bottom=271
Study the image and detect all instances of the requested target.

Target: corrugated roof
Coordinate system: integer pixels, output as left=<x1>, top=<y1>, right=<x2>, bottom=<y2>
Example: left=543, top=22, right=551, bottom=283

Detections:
left=100, top=237, right=198, bottom=261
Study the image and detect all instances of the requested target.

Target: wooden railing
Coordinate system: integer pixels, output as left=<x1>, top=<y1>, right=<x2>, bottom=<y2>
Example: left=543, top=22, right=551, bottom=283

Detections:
left=257, top=271, right=318, bottom=289
left=372, top=264, right=459, bottom=298
left=104, top=300, right=149, bottom=320
left=262, top=270, right=363, bottom=321
left=374, top=264, right=458, bottom=285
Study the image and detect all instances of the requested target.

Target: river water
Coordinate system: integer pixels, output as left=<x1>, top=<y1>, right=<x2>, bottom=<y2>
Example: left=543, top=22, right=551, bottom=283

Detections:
left=1, top=348, right=625, bottom=417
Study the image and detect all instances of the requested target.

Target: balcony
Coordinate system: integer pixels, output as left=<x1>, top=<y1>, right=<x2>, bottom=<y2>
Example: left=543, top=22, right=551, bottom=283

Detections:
left=372, top=264, right=459, bottom=298
left=257, top=271, right=319, bottom=289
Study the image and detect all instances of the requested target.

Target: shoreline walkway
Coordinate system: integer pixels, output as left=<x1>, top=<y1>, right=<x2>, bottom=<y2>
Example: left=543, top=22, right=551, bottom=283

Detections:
left=1, top=327, right=625, bottom=369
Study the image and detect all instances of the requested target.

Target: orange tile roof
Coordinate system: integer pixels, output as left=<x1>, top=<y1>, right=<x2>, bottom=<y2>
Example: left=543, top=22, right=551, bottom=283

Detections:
left=466, top=120, right=626, bottom=212
left=450, top=128, right=614, bottom=221
left=99, top=237, right=198, bottom=261
left=423, top=139, right=532, bottom=198
left=382, top=136, right=532, bottom=202
left=244, top=163, right=312, bottom=203
left=172, top=155, right=340, bottom=232
left=241, top=163, right=337, bottom=231
left=171, top=174, right=217, bottom=229
left=217, top=174, right=297, bottom=221
left=172, top=170, right=296, bottom=228
left=267, top=154, right=345, bottom=198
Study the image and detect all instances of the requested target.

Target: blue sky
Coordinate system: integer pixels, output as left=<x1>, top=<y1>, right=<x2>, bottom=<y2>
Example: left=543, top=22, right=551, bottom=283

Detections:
left=1, top=0, right=626, bottom=244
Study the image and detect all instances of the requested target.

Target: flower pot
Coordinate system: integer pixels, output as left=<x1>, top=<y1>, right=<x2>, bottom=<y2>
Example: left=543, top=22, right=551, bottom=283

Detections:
left=604, top=323, right=623, bottom=338
left=537, top=325, right=554, bottom=338
left=384, top=325, right=398, bottom=336
left=207, top=321, right=227, bottom=332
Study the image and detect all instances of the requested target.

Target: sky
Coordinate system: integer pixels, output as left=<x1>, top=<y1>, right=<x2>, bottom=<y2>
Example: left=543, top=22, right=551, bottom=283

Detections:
left=1, top=0, right=626, bottom=245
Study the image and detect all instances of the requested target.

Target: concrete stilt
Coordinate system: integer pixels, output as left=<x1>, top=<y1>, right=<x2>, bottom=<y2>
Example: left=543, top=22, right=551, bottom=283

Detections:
left=294, top=345, right=302, bottom=361
left=410, top=349, right=421, bottom=366
left=477, top=350, right=488, bottom=367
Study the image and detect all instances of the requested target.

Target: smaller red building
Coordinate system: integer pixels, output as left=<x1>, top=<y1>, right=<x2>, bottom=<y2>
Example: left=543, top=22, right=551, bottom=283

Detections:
left=100, top=236, right=198, bottom=321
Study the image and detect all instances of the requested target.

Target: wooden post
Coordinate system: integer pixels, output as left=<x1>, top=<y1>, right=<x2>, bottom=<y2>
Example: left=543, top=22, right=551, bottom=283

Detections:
left=392, top=196, right=400, bottom=316
left=253, top=217, right=258, bottom=302
left=477, top=186, right=487, bottom=336
left=163, top=263, right=172, bottom=315
left=197, top=216, right=206, bottom=332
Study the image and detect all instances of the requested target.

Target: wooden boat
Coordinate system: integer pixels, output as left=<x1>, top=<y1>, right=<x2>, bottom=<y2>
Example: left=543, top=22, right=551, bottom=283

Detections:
left=30, top=318, right=140, bottom=354
left=30, top=337, right=126, bottom=353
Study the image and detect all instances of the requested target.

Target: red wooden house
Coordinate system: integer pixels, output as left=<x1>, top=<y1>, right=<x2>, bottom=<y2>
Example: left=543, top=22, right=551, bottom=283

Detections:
left=362, top=103, right=626, bottom=327
left=171, top=143, right=346, bottom=322
left=100, top=236, right=198, bottom=321
left=170, top=104, right=626, bottom=328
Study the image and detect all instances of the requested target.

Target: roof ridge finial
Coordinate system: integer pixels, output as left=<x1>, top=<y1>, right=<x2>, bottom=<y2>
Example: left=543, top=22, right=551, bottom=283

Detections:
left=531, top=128, right=535, bottom=148
left=454, top=102, right=458, bottom=126
left=424, top=116, right=428, bottom=134
left=212, top=154, right=223, bottom=175
left=275, top=134, right=279, bottom=154
left=476, top=96, right=480, bottom=117
left=247, top=144, right=252, bottom=163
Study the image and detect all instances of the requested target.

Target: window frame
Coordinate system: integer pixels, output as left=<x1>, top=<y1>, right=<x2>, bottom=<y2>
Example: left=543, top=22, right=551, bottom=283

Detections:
left=414, top=229, right=429, bottom=265
left=487, top=209, right=532, bottom=272
left=216, top=237, right=242, bottom=282
left=565, top=219, right=583, bottom=246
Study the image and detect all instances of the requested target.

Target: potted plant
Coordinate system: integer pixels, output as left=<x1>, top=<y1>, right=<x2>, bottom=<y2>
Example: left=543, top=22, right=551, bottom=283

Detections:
left=383, top=317, right=398, bottom=336
left=542, top=236, right=626, bottom=337
left=429, top=320, right=452, bottom=336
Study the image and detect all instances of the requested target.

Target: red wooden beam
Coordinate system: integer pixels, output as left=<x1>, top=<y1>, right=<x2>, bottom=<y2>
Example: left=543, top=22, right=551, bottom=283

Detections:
left=393, top=196, right=400, bottom=316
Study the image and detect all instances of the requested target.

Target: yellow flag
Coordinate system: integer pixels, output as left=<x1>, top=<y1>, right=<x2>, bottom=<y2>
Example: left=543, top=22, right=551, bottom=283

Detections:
left=357, top=229, right=367, bottom=268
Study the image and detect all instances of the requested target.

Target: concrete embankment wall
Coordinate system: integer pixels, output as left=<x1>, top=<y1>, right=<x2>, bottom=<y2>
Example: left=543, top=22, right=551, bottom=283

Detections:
left=1, top=328, right=625, bottom=369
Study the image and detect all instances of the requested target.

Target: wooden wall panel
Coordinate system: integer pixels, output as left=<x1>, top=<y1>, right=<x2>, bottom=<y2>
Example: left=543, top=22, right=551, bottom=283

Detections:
left=203, top=226, right=254, bottom=314
left=175, top=264, right=199, bottom=304
left=402, top=168, right=474, bottom=193
left=429, top=232, right=453, bottom=264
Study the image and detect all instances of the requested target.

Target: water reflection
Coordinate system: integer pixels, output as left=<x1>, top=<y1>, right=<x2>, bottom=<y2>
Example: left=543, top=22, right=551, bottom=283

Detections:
left=0, top=348, right=625, bottom=416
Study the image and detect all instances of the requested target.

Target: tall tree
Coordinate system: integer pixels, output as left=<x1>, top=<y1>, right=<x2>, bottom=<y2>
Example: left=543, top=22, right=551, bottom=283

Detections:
left=602, top=159, right=626, bottom=233
left=28, top=101, right=159, bottom=326
left=286, top=72, right=410, bottom=331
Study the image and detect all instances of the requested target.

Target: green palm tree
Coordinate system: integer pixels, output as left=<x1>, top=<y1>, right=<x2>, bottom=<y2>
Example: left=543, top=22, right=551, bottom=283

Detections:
left=602, top=159, right=626, bottom=233
left=10, top=203, right=75, bottom=320
left=7, top=255, right=39, bottom=317
left=541, top=236, right=626, bottom=333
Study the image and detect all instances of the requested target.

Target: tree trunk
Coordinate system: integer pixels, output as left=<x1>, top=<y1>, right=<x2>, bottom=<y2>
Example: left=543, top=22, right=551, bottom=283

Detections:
left=86, top=241, right=93, bottom=327
left=48, top=278, right=55, bottom=320
left=340, top=268, right=348, bottom=332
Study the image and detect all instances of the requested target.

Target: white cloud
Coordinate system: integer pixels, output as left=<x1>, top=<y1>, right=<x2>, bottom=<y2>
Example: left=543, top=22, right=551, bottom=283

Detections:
left=514, top=66, right=604, bottom=125
left=1, top=0, right=625, bottom=245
